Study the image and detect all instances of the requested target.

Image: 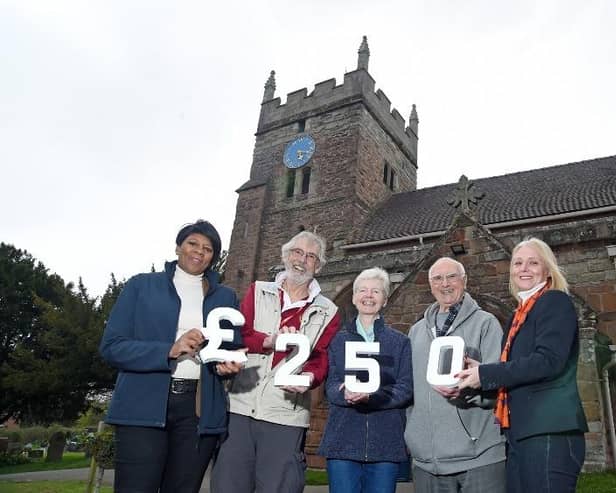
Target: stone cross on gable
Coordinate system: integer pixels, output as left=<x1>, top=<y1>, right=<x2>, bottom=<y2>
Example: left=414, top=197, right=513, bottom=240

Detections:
left=447, top=175, right=485, bottom=214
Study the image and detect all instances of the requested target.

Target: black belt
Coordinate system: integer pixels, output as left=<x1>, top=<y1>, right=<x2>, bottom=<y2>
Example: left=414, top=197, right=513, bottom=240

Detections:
left=170, top=378, right=198, bottom=394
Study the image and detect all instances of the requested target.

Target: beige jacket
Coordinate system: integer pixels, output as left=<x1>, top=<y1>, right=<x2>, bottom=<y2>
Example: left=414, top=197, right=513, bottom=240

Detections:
left=228, top=281, right=337, bottom=427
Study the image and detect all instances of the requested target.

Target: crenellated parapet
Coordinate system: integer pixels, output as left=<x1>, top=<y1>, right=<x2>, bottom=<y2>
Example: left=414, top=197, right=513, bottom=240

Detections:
left=258, top=68, right=418, bottom=165
left=258, top=36, right=418, bottom=166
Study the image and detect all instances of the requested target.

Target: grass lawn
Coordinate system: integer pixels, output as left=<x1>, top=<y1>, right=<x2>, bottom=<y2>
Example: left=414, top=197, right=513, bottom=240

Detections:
left=576, top=471, right=616, bottom=493
left=0, top=480, right=112, bottom=493
left=0, top=452, right=90, bottom=475
left=1, top=463, right=613, bottom=491
left=306, top=468, right=328, bottom=485
left=305, top=470, right=615, bottom=490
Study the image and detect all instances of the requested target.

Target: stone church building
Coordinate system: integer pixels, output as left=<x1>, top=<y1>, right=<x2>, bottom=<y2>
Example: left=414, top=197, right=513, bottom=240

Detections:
left=225, top=37, right=616, bottom=470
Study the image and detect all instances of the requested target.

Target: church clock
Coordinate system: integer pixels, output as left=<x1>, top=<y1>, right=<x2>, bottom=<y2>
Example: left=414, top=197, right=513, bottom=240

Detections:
left=283, top=135, right=316, bottom=169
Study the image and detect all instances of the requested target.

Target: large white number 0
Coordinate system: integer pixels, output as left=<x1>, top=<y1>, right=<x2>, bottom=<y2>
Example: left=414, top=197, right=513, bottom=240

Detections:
left=198, top=307, right=248, bottom=364
left=344, top=341, right=380, bottom=393
left=426, top=335, right=465, bottom=387
left=274, top=333, right=311, bottom=387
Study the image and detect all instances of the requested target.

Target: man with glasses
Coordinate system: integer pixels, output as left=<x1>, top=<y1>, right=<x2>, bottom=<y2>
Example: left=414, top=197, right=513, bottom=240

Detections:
left=212, top=231, right=340, bottom=493
left=404, top=257, right=506, bottom=492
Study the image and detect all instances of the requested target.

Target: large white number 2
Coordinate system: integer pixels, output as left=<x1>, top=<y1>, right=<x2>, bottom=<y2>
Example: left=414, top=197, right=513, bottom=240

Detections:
left=344, top=341, right=380, bottom=393
left=198, top=307, right=248, bottom=364
left=274, top=333, right=311, bottom=387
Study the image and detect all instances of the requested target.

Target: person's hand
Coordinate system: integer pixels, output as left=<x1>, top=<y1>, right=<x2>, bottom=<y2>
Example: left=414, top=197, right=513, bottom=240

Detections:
left=263, top=325, right=298, bottom=350
left=338, top=383, right=369, bottom=404
left=344, top=389, right=369, bottom=404
left=280, top=371, right=314, bottom=394
left=215, top=348, right=248, bottom=376
left=464, top=356, right=480, bottom=369
left=169, top=328, right=205, bottom=359
left=456, top=366, right=481, bottom=390
left=432, top=385, right=461, bottom=399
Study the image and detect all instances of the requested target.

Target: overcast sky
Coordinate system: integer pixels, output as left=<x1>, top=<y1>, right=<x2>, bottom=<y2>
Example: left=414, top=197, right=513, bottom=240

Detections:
left=2, top=0, right=615, bottom=297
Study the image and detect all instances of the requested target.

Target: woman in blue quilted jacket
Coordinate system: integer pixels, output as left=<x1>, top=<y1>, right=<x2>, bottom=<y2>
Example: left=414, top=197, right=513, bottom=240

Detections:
left=319, top=267, right=413, bottom=493
left=100, top=220, right=243, bottom=493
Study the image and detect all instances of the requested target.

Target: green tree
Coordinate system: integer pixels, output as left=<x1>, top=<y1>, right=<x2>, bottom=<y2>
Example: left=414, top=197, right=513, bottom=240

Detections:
left=0, top=243, right=67, bottom=422
left=0, top=243, right=121, bottom=424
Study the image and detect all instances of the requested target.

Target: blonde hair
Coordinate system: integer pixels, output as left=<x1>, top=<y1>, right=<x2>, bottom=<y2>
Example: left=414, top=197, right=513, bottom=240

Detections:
left=509, top=237, right=569, bottom=298
left=353, top=267, right=391, bottom=298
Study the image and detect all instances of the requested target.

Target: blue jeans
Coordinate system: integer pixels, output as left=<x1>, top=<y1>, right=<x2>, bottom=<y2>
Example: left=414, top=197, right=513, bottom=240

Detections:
left=327, top=459, right=399, bottom=493
left=506, top=432, right=585, bottom=493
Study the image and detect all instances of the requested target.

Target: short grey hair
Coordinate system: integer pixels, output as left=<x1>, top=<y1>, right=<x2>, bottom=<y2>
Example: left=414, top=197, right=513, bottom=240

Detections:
left=428, top=257, right=466, bottom=280
left=281, top=231, right=327, bottom=272
left=353, top=267, right=391, bottom=298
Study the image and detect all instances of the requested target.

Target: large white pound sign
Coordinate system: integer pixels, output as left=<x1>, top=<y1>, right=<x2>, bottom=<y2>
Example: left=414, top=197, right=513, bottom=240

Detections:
left=273, top=333, right=311, bottom=387
left=426, top=335, right=465, bottom=387
left=198, top=307, right=248, bottom=364
left=344, top=341, right=381, bottom=393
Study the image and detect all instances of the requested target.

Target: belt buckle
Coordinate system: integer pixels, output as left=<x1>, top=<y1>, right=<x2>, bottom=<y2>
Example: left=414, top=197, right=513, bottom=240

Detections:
left=171, top=379, right=185, bottom=394
left=170, top=379, right=195, bottom=394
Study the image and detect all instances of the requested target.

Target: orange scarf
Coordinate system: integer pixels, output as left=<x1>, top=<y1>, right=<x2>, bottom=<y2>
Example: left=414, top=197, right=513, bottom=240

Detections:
left=494, top=280, right=551, bottom=428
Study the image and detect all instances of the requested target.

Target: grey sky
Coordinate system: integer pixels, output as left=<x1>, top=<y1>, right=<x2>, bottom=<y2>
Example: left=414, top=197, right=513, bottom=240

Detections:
left=1, top=0, right=615, bottom=297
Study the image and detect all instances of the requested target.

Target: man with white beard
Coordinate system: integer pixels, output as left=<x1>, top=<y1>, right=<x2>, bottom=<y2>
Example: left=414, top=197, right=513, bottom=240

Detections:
left=211, top=231, right=340, bottom=493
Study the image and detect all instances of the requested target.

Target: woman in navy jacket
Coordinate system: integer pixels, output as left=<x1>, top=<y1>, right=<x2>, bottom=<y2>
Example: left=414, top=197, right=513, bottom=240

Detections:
left=319, top=267, right=413, bottom=493
left=457, top=237, right=587, bottom=493
left=100, top=220, right=243, bottom=493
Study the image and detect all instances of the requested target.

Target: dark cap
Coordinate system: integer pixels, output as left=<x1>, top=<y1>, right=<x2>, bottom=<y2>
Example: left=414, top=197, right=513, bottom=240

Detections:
left=175, top=220, right=222, bottom=268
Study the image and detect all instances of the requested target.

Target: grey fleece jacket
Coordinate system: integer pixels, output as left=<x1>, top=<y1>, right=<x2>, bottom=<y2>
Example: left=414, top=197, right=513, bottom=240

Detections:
left=404, top=292, right=506, bottom=475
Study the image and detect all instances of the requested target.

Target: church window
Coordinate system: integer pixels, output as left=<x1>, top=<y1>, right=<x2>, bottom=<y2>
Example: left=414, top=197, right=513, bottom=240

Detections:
left=297, top=119, right=306, bottom=133
left=389, top=167, right=395, bottom=191
left=383, top=162, right=389, bottom=184
left=286, top=169, right=296, bottom=197
left=301, top=167, right=311, bottom=194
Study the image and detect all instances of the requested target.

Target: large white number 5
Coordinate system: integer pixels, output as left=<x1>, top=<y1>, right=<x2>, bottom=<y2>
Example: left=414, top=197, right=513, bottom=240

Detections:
left=198, top=307, right=248, bottom=364
left=344, top=341, right=380, bottom=393
left=273, top=333, right=311, bottom=387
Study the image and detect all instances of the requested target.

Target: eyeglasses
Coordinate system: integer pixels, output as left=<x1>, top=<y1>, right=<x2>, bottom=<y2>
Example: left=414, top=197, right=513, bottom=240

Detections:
left=290, top=248, right=319, bottom=263
left=430, top=272, right=463, bottom=284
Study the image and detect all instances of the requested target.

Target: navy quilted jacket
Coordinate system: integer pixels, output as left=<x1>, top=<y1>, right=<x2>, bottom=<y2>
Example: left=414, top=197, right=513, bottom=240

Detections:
left=318, top=317, right=412, bottom=462
left=100, top=261, right=240, bottom=435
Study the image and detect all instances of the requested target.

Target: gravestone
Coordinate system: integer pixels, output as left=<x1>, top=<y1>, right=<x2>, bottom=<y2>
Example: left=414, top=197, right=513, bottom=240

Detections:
left=45, top=431, right=66, bottom=462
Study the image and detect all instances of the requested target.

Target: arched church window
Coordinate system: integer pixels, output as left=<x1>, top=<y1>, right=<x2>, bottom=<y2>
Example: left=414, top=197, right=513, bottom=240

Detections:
left=286, top=169, right=296, bottom=198
left=301, top=167, right=311, bottom=194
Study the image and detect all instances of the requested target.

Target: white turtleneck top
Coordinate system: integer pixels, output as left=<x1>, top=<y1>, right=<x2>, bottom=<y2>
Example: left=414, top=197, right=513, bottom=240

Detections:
left=517, top=280, right=547, bottom=304
left=171, top=265, right=204, bottom=379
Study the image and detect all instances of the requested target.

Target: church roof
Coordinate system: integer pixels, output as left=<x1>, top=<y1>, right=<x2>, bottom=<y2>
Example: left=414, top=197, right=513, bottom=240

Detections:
left=358, top=155, right=616, bottom=243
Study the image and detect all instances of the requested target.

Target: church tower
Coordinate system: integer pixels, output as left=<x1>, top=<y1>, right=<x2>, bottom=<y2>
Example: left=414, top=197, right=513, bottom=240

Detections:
left=225, top=37, right=419, bottom=295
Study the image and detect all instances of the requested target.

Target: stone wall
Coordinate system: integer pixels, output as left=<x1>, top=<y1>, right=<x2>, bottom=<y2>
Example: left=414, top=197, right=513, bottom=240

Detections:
left=259, top=70, right=417, bottom=166
left=227, top=95, right=418, bottom=298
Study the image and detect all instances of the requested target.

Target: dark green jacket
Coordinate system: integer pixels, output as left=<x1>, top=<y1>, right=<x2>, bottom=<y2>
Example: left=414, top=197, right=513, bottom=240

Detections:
left=480, top=290, right=588, bottom=440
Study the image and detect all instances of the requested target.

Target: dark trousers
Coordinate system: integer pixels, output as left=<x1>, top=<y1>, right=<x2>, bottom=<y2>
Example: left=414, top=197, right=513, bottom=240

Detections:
left=114, top=391, right=218, bottom=493
left=211, top=413, right=307, bottom=493
left=412, top=461, right=506, bottom=493
left=506, top=432, right=585, bottom=493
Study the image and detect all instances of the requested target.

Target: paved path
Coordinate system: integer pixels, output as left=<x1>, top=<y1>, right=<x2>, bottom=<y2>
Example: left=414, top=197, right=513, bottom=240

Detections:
left=0, top=467, right=414, bottom=492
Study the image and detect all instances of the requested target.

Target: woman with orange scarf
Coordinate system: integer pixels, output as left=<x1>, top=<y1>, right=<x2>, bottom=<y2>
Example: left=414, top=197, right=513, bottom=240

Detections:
left=456, top=237, right=587, bottom=492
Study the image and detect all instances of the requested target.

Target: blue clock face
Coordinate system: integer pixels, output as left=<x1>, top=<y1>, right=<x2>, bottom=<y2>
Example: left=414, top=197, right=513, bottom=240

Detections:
left=283, top=135, right=316, bottom=169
